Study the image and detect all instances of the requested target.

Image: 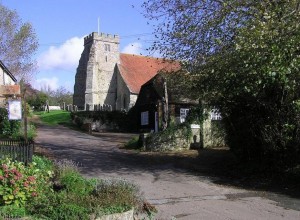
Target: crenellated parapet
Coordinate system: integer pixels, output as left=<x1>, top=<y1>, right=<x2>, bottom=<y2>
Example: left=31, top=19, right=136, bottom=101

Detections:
left=84, top=32, right=120, bottom=45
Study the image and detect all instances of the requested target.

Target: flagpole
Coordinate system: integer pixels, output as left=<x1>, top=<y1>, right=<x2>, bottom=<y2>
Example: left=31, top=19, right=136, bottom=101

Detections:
left=98, top=17, right=100, bottom=35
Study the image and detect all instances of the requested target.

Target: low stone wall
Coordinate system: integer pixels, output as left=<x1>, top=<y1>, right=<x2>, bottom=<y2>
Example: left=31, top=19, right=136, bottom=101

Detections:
left=145, top=126, right=192, bottom=152
left=71, top=111, right=131, bottom=132
left=73, top=117, right=119, bottom=132
left=94, top=209, right=134, bottom=220
left=144, top=120, right=226, bottom=151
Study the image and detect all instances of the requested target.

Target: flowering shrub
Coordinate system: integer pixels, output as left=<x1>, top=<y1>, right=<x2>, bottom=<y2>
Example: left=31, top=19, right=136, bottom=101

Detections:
left=0, top=158, right=53, bottom=207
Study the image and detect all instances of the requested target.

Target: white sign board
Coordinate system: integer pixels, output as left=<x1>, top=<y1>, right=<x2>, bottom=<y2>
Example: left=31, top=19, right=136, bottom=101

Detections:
left=8, top=100, right=22, bottom=120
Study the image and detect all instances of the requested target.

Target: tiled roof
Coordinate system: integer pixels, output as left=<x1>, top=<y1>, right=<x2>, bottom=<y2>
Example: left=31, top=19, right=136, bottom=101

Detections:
left=0, top=85, right=20, bottom=95
left=118, top=53, right=180, bottom=94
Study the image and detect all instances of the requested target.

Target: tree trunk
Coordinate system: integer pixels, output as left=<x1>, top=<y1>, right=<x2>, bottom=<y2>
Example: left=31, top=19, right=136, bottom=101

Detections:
left=162, top=79, right=168, bottom=130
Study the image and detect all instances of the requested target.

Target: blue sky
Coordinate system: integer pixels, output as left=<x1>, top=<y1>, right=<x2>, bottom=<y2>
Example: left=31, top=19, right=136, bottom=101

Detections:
left=1, top=0, right=156, bottom=92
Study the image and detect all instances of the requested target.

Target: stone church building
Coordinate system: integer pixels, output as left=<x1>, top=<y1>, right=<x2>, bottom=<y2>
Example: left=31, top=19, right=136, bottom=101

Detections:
left=73, top=32, right=180, bottom=111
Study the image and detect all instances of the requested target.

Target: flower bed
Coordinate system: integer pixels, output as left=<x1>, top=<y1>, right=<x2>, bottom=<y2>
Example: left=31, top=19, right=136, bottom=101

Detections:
left=0, top=157, right=146, bottom=219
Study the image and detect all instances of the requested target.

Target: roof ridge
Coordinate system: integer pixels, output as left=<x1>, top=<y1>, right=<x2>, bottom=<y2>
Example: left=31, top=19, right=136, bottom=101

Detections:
left=120, top=53, right=172, bottom=61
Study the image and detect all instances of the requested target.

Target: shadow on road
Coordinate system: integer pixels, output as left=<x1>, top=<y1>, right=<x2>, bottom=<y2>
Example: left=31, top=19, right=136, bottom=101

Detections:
left=35, top=124, right=300, bottom=211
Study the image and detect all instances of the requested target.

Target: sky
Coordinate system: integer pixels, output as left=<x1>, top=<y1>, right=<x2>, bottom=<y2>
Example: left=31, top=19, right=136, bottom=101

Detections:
left=1, top=0, right=156, bottom=92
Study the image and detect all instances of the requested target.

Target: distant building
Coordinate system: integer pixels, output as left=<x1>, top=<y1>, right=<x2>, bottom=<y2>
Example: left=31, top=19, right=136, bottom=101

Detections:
left=0, top=60, right=20, bottom=107
left=73, top=32, right=180, bottom=111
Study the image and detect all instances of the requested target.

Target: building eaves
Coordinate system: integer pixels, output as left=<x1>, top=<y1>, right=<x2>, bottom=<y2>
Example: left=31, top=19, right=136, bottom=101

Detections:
left=0, top=60, right=17, bottom=82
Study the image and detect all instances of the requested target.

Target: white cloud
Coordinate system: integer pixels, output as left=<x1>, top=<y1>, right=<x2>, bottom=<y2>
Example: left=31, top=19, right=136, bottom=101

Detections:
left=122, top=42, right=143, bottom=55
left=38, top=37, right=84, bottom=71
left=34, top=77, right=59, bottom=91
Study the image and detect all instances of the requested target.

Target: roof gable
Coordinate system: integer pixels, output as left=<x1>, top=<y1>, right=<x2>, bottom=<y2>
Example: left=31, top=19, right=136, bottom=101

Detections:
left=118, top=53, right=180, bottom=94
left=0, top=60, right=17, bottom=82
left=136, top=72, right=198, bottom=106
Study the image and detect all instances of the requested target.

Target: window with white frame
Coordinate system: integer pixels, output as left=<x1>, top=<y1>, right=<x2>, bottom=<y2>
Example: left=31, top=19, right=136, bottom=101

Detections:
left=141, top=111, right=149, bottom=125
left=210, top=108, right=222, bottom=120
left=180, top=108, right=190, bottom=123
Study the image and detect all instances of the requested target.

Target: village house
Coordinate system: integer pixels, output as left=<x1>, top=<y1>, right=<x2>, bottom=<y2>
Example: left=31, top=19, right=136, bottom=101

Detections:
left=0, top=60, right=20, bottom=107
left=135, top=72, right=198, bottom=133
left=73, top=32, right=180, bottom=111
left=135, top=72, right=225, bottom=149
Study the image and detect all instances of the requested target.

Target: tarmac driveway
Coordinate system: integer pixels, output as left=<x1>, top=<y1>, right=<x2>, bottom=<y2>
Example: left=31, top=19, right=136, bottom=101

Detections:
left=35, top=124, right=300, bottom=220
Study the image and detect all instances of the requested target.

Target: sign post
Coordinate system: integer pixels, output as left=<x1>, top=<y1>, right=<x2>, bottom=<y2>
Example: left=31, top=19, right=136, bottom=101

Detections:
left=8, top=100, right=22, bottom=120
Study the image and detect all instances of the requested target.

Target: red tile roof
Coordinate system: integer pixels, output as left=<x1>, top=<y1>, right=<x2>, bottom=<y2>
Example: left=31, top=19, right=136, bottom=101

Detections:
left=118, top=53, right=181, bottom=94
left=0, top=85, right=20, bottom=95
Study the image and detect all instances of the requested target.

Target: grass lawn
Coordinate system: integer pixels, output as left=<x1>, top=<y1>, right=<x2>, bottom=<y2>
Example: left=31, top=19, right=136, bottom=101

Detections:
left=34, top=110, right=72, bottom=126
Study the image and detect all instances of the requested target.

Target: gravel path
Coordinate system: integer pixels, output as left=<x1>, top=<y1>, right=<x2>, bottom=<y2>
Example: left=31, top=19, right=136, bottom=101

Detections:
left=35, top=124, right=300, bottom=220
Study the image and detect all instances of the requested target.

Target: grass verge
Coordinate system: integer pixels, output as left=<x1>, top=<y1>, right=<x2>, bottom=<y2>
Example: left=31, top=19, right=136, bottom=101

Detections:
left=33, top=110, right=72, bottom=126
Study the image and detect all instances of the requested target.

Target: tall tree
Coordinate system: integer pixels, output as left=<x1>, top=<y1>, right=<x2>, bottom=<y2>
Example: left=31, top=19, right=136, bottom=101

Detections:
left=0, top=3, right=38, bottom=80
left=143, top=0, right=256, bottom=66
left=143, top=0, right=300, bottom=169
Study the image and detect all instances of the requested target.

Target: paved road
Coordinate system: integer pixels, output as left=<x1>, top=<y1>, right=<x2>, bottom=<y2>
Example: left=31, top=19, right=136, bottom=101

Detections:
left=36, top=124, right=300, bottom=220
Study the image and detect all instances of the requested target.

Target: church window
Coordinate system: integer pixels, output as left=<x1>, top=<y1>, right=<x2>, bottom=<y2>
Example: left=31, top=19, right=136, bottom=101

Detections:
left=141, top=111, right=149, bottom=125
left=105, top=56, right=108, bottom=62
left=105, top=44, right=110, bottom=51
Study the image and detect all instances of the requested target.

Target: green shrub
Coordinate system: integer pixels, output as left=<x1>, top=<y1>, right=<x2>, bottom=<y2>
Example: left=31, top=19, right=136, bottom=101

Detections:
left=27, top=191, right=90, bottom=220
left=59, top=171, right=96, bottom=196
left=12, top=123, right=37, bottom=141
left=124, top=136, right=142, bottom=150
left=223, top=94, right=300, bottom=171
left=0, top=157, right=53, bottom=207
left=0, top=108, right=36, bottom=141
left=0, top=108, right=21, bottom=138
left=32, top=155, right=54, bottom=172
left=54, top=159, right=79, bottom=177
left=74, top=115, right=83, bottom=128
left=6, top=158, right=145, bottom=219
left=0, top=204, right=26, bottom=218
left=92, top=179, right=142, bottom=216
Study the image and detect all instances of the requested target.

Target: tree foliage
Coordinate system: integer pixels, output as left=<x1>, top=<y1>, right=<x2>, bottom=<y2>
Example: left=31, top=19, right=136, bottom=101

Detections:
left=41, top=86, right=73, bottom=106
left=143, top=0, right=300, bottom=169
left=27, top=91, right=48, bottom=111
left=27, top=85, right=73, bottom=111
left=0, top=3, right=38, bottom=80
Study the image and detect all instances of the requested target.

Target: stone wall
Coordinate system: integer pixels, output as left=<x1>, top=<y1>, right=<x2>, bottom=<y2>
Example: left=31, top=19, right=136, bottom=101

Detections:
left=145, top=125, right=192, bottom=151
left=144, top=119, right=226, bottom=151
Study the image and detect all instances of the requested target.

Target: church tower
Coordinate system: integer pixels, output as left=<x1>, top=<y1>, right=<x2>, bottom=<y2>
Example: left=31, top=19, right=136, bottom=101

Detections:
left=73, top=32, right=120, bottom=110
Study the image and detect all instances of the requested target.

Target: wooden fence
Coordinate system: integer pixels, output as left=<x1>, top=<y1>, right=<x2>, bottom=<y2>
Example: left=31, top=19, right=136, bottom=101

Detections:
left=0, top=140, right=34, bottom=165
